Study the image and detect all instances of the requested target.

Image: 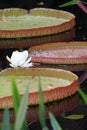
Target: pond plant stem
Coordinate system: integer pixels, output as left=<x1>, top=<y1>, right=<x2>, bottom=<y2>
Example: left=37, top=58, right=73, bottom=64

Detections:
left=76, top=1, right=87, bottom=13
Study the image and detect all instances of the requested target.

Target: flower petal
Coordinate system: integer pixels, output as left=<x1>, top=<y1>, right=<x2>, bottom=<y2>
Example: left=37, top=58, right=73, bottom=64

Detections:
left=19, top=51, right=29, bottom=65
left=22, top=62, right=33, bottom=68
left=6, top=56, right=12, bottom=63
left=11, top=51, right=20, bottom=66
left=6, top=50, right=33, bottom=68
left=23, top=57, right=32, bottom=64
left=11, top=50, right=28, bottom=66
left=9, top=64, right=17, bottom=68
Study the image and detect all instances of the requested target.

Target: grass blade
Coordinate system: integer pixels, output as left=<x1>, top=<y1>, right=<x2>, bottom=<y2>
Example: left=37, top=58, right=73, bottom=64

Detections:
left=11, top=76, right=28, bottom=130
left=38, top=78, right=48, bottom=129
left=15, top=85, right=29, bottom=130
left=11, top=76, right=21, bottom=115
left=59, top=0, right=79, bottom=7
left=78, top=88, right=87, bottom=105
left=2, top=108, right=11, bottom=130
left=49, top=112, right=62, bottom=130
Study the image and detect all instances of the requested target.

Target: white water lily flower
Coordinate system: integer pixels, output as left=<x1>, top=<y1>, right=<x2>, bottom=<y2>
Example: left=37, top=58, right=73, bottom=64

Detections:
left=6, top=50, right=33, bottom=68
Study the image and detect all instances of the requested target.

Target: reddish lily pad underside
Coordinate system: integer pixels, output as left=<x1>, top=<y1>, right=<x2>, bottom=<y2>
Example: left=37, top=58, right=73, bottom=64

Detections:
left=0, top=93, right=79, bottom=122
left=29, top=42, right=87, bottom=64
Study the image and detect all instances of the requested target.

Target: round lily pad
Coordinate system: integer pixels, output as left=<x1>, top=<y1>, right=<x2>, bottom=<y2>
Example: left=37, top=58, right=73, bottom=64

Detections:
left=0, top=67, right=78, bottom=108
left=29, top=42, right=87, bottom=64
left=0, top=8, right=75, bottom=38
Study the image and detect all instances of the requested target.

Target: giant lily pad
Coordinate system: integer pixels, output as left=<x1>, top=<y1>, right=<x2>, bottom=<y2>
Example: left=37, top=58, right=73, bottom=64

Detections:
left=29, top=42, right=87, bottom=64
left=0, top=67, right=78, bottom=108
left=0, top=8, right=75, bottom=38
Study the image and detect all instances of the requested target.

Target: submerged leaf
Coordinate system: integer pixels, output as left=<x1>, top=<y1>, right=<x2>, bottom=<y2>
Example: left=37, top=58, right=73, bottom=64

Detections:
left=2, top=108, right=11, bottom=130
left=49, top=112, right=62, bottom=130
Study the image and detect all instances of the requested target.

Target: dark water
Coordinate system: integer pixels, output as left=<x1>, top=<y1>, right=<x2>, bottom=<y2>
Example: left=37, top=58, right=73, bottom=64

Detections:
left=0, top=2, right=87, bottom=130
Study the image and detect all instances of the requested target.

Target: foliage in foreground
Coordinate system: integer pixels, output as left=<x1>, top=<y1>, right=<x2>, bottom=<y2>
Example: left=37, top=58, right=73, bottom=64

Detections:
left=1, top=77, right=62, bottom=130
left=59, top=0, right=87, bottom=13
left=59, top=0, right=87, bottom=8
left=1, top=77, right=87, bottom=130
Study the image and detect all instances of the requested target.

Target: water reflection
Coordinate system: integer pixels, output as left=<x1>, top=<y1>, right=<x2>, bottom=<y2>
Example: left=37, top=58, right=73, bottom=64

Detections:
left=39, top=64, right=87, bottom=72
left=26, top=93, right=79, bottom=122
left=0, top=93, right=79, bottom=123
left=0, top=28, right=75, bottom=49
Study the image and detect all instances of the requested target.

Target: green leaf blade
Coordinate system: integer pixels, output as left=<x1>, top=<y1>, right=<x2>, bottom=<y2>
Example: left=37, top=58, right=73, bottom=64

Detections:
left=11, top=76, right=21, bottom=115
left=49, top=112, right=62, bottom=130
left=78, top=88, right=87, bottom=105
left=15, top=86, right=29, bottom=130
left=2, top=108, right=11, bottom=130
left=59, top=0, right=79, bottom=7
left=38, top=78, right=47, bottom=129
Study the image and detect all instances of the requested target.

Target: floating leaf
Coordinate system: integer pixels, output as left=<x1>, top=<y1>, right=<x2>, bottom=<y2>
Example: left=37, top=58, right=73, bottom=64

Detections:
left=65, top=114, right=84, bottom=119
left=49, top=112, right=62, bottom=130
left=1, top=108, right=11, bottom=130
left=59, top=0, right=79, bottom=7
left=14, top=85, right=29, bottom=130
